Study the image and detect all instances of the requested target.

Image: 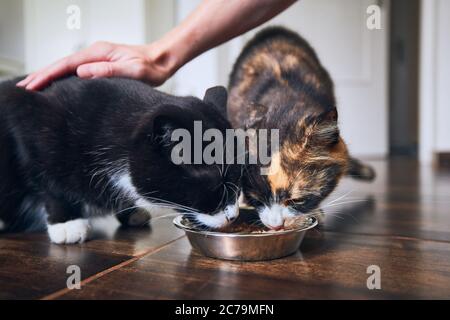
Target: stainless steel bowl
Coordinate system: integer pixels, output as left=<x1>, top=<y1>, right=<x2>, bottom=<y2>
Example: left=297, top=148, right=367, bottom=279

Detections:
left=173, top=211, right=318, bottom=261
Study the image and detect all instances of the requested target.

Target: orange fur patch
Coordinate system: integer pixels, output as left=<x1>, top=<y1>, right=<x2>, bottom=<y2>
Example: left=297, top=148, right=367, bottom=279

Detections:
left=330, top=138, right=349, bottom=164
left=267, top=152, right=290, bottom=191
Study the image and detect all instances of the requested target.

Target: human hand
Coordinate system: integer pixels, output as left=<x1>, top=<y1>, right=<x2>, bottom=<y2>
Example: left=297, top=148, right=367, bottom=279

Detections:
left=17, top=41, right=176, bottom=90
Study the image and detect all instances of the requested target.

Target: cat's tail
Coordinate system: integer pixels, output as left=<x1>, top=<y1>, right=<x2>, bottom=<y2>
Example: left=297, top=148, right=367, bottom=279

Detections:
left=346, top=157, right=376, bottom=181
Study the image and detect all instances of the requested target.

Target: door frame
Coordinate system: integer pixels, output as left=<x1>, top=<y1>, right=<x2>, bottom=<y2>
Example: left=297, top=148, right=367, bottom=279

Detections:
left=419, top=0, right=437, bottom=164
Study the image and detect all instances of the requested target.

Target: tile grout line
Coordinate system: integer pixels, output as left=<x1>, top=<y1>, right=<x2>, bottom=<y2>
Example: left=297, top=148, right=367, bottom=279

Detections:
left=40, top=235, right=186, bottom=300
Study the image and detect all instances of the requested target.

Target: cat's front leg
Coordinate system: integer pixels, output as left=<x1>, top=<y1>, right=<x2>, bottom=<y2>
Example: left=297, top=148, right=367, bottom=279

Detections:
left=45, top=194, right=90, bottom=244
left=116, top=207, right=151, bottom=228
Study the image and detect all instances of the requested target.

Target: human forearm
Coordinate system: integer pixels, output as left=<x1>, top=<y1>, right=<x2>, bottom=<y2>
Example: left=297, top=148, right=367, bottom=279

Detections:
left=18, top=0, right=297, bottom=90
left=151, top=0, right=298, bottom=75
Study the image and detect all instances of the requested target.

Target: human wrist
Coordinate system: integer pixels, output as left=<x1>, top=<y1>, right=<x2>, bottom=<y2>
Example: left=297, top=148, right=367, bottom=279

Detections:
left=146, top=30, right=190, bottom=75
left=142, top=45, right=171, bottom=80
left=147, top=23, right=203, bottom=76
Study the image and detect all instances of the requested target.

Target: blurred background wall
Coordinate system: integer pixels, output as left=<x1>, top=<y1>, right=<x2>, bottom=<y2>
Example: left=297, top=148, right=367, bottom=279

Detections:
left=0, top=0, right=448, bottom=163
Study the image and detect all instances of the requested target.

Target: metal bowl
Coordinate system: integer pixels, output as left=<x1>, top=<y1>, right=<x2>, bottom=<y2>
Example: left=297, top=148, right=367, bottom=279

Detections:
left=173, top=209, right=318, bottom=261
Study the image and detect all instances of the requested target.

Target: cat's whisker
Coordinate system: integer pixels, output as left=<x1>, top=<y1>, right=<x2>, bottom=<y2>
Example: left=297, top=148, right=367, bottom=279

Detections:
left=140, top=190, right=159, bottom=197
left=215, top=164, right=223, bottom=177
left=213, top=185, right=227, bottom=213
left=320, top=211, right=346, bottom=221
left=322, top=199, right=367, bottom=209
left=113, top=205, right=143, bottom=216
left=143, top=196, right=199, bottom=212
left=225, top=181, right=240, bottom=194
left=325, top=189, right=354, bottom=206
left=227, top=185, right=239, bottom=201
left=320, top=207, right=360, bottom=222
left=151, top=212, right=181, bottom=221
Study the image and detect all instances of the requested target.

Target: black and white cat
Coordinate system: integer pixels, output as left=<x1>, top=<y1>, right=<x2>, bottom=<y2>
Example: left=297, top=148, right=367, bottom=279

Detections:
left=0, top=76, right=241, bottom=243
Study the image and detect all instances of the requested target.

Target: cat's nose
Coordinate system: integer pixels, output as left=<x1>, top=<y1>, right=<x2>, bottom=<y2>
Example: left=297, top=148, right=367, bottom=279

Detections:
left=259, top=204, right=287, bottom=230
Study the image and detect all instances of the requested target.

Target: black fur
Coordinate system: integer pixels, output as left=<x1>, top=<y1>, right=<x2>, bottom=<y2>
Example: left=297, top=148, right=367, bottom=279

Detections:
left=0, top=76, right=240, bottom=233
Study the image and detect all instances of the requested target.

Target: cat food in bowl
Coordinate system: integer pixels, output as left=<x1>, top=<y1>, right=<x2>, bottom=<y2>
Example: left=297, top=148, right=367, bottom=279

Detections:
left=173, top=208, right=318, bottom=261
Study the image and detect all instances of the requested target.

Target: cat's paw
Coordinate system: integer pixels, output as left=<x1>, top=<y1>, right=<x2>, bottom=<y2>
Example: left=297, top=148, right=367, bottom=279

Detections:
left=127, top=210, right=151, bottom=227
left=47, top=219, right=91, bottom=244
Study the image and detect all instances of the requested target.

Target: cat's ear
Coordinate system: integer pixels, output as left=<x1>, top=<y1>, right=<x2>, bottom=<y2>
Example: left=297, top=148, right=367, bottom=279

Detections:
left=302, top=107, right=339, bottom=147
left=133, top=105, right=192, bottom=153
left=203, top=86, right=228, bottom=117
left=317, top=107, right=338, bottom=123
left=151, top=106, right=195, bottom=152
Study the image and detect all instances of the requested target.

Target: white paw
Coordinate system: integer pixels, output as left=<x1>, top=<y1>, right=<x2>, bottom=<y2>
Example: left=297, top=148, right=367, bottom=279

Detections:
left=0, top=219, right=5, bottom=231
left=224, top=203, right=239, bottom=221
left=47, top=219, right=91, bottom=244
left=128, top=210, right=151, bottom=227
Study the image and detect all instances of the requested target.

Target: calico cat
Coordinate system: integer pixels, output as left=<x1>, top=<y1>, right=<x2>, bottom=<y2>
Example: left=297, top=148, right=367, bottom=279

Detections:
left=0, top=76, right=241, bottom=243
left=228, top=27, right=375, bottom=230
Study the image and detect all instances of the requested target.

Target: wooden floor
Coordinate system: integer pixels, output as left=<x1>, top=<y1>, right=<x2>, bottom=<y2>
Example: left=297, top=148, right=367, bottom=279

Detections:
left=1, top=158, right=449, bottom=299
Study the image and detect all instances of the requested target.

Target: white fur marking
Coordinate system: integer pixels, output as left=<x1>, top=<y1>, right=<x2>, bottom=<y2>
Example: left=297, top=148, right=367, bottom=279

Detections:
left=238, top=193, right=246, bottom=207
left=112, top=172, right=154, bottom=210
left=0, top=219, right=5, bottom=231
left=111, top=171, right=239, bottom=230
left=112, top=173, right=140, bottom=201
left=195, top=212, right=229, bottom=229
left=224, top=203, right=239, bottom=221
left=135, top=198, right=154, bottom=211
left=47, top=219, right=91, bottom=244
left=258, top=204, right=296, bottom=229
left=111, top=172, right=179, bottom=222
left=195, top=202, right=240, bottom=229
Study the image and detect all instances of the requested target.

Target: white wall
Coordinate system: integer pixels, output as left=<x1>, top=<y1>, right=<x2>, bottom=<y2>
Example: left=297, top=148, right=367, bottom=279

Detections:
left=434, top=0, right=450, bottom=152
left=171, top=0, right=220, bottom=97
left=0, top=0, right=25, bottom=76
left=24, top=0, right=86, bottom=72
left=419, top=0, right=450, bottom=163
left=23, top=0, right=147, bottom=73
left=86, top=0, right=146, bottom=45
left=173, top=0, right=389, bottom=158
left=0, top=0, right=24, bottom=62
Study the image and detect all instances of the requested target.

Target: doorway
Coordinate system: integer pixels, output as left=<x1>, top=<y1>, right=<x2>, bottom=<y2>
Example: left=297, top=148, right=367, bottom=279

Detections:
left=389, top=0, right=420, bottom=157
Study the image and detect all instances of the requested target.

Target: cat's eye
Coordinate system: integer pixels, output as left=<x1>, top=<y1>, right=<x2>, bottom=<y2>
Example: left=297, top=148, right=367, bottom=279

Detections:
left=290, top=195, right=322, bottom=212
left=289, top=198, right=305, bottom=205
